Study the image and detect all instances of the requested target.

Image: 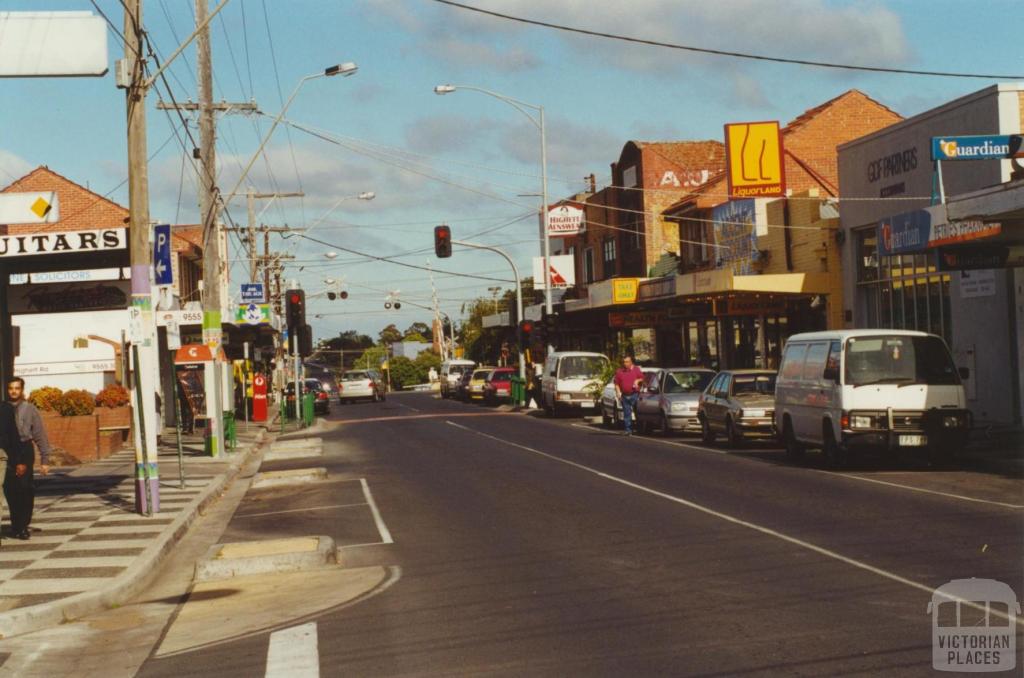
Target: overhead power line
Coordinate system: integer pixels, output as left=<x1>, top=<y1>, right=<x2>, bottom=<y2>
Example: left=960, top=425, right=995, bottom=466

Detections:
left=432, top=0, right=1024, bottom=80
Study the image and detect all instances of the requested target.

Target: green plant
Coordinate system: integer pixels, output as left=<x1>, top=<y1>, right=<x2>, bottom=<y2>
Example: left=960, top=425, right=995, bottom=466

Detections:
left=387, top=356, right=418, bottom=390
left=29, top=386, right=63, bottom=412
left=56, top=389, right=96, bottom=416
left=95, top=383, right=130, bottom=408
left=584, top=360, right=618, bottom=402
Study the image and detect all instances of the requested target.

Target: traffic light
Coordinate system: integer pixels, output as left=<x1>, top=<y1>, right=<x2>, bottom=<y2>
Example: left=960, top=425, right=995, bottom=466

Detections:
left=285, top=289, right=305, bottom=329
left=299, top=323, right=313, bottom=357
left=326, top=281, right=348, bottom=301
left=434, top=224, right=452, bottom=258
left=519, top=319, right=534, bottom=345
left=543, top=311, right=557, bottom=336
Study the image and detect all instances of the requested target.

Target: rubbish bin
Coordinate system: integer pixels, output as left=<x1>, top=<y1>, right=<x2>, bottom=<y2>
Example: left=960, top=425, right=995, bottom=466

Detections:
left=302, top=393, right=315, bottom=427
left=223, top=411, right=237, bottom=450
left=510, top=376, right=525, bottom=407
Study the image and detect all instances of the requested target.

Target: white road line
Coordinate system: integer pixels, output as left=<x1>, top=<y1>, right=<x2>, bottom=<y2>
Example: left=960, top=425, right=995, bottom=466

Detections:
left=815, top=471, right=1024, bottom=510
left=360, top=478, right=394, bottom=544
left=445, top=420, right=1022, bottom=627
left=265, top=622, right=319, bottom=678
left=395, top=401, right=421, bottom=413
left=570, top=423, right=1022, bottom=509
left=235, top=503, right=368, bottom=519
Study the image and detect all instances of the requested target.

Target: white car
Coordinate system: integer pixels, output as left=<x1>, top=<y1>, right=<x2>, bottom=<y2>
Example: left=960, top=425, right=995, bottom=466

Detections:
left=338, top=370, right=385, bottom=403
left=600, top=367, right=658, bottom=428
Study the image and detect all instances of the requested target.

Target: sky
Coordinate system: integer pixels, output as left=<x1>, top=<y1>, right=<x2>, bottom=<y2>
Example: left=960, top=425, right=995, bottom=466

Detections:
left=1, top=0, right=1022, bottom=341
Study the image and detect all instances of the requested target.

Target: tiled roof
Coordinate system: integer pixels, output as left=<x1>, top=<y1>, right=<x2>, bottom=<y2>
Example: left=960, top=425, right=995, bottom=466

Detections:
left=784, top=89, right=901, bottom=133
left=172, top=225, right=203, bottom=251
left=0, top=166, right=127, bottom=233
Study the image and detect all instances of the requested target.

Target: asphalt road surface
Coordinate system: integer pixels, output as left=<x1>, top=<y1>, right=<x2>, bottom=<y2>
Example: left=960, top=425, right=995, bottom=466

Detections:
left=139, top=391, right=1024, bottom=677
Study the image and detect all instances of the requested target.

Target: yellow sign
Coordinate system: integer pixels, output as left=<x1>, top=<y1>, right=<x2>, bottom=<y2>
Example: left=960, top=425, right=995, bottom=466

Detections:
left=611, top=278, right=639, bottom=304
left=725, top=121, right=785, bottom=197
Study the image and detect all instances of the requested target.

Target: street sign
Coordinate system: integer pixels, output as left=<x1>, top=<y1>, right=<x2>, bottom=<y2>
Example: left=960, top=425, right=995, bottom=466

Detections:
left=236, top=302, right=270, bottom=325
left=932, top=134, right=1024, bottom=161
left=240, top=282, right=265, bottom=303
left=153, top=224, right=173, bottom=285
left=0, top=192, right=60, bottom=224
left=0, top=12, right=108, bottom=77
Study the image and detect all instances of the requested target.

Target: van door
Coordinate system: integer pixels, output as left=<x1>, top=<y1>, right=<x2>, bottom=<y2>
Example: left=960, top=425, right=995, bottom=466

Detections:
left=799, top=342, right=830, bottom=444
left=822, top=340, right=842, bottom=441
left=542, top=356, right=558, bottom=406
left=778, top=343, right=808, bottom=438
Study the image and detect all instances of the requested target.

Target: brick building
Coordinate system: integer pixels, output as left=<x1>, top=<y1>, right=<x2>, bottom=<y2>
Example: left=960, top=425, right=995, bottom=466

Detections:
left=556, top=90, right=903, bottom=367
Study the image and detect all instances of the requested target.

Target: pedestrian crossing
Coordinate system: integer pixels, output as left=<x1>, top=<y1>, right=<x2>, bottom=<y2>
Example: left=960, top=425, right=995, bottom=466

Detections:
left=266, top=623, right=319, bottom=678
left=0, top=450, right=217, bottom=609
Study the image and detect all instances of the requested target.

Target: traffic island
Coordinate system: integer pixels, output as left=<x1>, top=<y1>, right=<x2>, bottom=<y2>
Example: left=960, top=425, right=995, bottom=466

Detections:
left=251, top=467, right=328, bottom=489
left=195, top=535, right=338, bottom=583
left=263, top=437, right=325, bottom=461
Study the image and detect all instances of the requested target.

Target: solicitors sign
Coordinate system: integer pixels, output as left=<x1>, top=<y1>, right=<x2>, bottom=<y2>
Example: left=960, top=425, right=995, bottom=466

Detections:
left=877, top=207, right=1001, bottom=256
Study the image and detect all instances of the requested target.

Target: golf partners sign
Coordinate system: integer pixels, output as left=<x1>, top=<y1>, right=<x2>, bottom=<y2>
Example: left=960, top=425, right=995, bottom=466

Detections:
left=929, top=578, right=1019, bottom=672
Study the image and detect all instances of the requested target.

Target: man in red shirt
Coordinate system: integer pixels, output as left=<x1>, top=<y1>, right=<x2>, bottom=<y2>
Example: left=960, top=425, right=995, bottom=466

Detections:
left=613, top=355, right=645, bottom=435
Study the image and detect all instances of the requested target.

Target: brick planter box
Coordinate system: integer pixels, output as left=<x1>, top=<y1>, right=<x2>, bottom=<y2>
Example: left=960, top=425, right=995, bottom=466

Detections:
left=40, top=411, right=123, bottom=464
left=96, top=405, right=131, bottom=430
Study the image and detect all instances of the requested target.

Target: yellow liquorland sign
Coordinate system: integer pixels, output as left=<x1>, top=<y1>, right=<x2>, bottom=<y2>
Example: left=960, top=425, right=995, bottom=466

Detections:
left=612, top=278, right=639, bottom=304
left=724, top=121, right=786, bottom=197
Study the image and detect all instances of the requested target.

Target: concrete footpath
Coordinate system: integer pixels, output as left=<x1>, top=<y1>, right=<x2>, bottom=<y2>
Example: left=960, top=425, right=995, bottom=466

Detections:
left=0, top=417, right=279, bottom=639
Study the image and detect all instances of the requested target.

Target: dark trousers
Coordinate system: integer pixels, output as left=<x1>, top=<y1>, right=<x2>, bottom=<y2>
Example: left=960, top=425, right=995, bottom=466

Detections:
left=4, top=452, right=34, bottom=534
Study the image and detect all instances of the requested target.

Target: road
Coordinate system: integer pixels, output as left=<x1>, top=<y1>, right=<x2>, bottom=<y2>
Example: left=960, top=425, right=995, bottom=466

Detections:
left=132, top=392, right=1022, bottom=675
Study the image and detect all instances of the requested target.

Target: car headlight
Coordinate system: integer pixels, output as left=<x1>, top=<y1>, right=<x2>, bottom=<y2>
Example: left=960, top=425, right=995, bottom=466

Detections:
left=850, top=415, right=873, bottom=429
left=943, top=415, right=966, bottom=428
left=670, top=402, right=687, bottom=412
left=557, top=392, right=572, bottom=402
left=743, top=409, right=765, bottom=418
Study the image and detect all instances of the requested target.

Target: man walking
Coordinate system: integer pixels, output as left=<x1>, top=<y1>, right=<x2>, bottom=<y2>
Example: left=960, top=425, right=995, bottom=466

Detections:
left=613, top=355, right=645, bottom=436
left=6, top=378, right=51, bottom=540
left=0, top=399, right=19, bottom=544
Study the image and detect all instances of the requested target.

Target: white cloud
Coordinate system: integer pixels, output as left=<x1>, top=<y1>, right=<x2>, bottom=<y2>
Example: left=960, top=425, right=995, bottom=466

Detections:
left=0, top=149, right=33, bottom=185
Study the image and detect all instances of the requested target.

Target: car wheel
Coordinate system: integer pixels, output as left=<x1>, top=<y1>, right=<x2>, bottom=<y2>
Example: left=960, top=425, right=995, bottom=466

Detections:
left=700, top=415, right=716, bottom=443
left=661, top=413, right=672, bottom=437
left=602, top=407, right=612, bottom=427
left=613, top=406, right=621, bottom=427
left=783, top=420, right=805, bottom=462
left=726, top=417, right=744, bottom=448
left=823, top=427, right=848, bottom=469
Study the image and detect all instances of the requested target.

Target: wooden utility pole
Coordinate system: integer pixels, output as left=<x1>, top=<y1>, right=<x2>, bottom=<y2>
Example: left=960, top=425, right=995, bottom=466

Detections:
left=124, top=0, right=160, bottom=514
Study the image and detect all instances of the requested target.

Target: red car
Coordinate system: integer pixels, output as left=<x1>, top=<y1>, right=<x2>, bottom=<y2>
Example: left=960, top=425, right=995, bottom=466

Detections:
left=483, top=367, right=516, bottom=404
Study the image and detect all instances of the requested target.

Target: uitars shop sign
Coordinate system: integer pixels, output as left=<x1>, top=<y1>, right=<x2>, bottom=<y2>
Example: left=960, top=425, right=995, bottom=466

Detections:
left=0, top=228, right=126, bottom=258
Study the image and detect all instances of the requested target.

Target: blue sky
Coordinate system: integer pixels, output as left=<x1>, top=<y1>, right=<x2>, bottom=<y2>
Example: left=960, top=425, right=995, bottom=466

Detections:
left=2, top=0, right=1022, bottom=340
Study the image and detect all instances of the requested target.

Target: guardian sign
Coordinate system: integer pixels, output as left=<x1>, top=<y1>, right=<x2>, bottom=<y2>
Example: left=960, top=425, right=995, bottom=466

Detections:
left=931, top=135, right=1024, bottom=161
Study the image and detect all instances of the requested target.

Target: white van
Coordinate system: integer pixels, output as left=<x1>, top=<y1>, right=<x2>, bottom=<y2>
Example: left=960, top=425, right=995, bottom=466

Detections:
left=774, top=329, right=970, bottom=466
left=439, top=359, right=476, bottom=399
left=541, top=351, right=610, bottom=416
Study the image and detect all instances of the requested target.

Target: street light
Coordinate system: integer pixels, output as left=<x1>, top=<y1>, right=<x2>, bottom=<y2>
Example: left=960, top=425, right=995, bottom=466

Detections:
left=434, top=83, right=553, bottom=352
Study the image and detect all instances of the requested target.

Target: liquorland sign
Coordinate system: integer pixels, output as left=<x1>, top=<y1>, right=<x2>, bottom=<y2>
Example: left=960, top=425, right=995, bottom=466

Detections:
left=0, top=228, right=126, bottom=258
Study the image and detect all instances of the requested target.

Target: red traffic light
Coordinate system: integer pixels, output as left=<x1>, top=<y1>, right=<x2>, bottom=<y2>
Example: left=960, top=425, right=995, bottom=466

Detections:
left=519, top=320, right=534, bottom=334
left=434, top=225, right=452, bottom=258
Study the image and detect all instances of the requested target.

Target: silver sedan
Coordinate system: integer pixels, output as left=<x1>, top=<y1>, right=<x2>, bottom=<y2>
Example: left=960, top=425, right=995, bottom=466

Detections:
left=635, top=368, right=715, bottom=435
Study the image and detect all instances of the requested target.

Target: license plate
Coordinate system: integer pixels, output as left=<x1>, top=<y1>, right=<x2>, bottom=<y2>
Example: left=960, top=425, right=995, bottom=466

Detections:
left=580, top=402, right=594, bottom=408
left=899, top=434, right=926, bottom=446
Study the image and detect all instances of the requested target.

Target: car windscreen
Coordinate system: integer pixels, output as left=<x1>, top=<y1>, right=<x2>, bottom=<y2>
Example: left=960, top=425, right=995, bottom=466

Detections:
left=489, top=370, right=514, bottom=381
left=448, top=365, right=471, bottom=376
left=342, top=372, right=369, bottom=381
left=664, top=371, right=714, bottom=394
left=844, top=335, right=959, bottom=386
left=733, top=374, right=776, bottom=396
left=557, top=356, right=608, bottom=379
left=472, top=370, right=491, bottom=380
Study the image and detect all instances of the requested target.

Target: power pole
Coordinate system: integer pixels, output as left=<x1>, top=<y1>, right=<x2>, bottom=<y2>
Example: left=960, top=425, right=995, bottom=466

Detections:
left=124, top=0, right=161, bottom=515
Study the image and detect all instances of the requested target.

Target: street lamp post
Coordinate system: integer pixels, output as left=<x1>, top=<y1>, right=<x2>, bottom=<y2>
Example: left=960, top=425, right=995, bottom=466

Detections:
left=434, top=84, right=553, bottom=354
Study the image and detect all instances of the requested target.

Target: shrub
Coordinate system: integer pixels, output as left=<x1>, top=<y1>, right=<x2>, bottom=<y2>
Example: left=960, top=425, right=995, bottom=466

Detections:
left=56, top=389, right=96, bottom=416
left=95, top=384, right=130, bottom=408
left=29, top=386, right=63, bottom=412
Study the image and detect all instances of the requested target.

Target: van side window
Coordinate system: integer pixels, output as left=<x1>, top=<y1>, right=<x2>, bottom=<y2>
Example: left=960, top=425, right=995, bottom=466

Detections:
left=547, top=359, right=556, bottom=377
left=780, top=344, right=808, bottom=381
left=825, top=341, right=841, bottom=376
left=802, top=343, right=829, bottom=382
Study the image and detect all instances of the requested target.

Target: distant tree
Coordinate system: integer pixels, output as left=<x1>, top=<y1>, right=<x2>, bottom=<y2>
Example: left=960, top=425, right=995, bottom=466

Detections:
left=319, top=331, right=375, bottom=369
left=402, top=332, right=429, bottom=344
left=387, top=356, right=418, bottom=390
left=378, top=324, right=402, bottom=345
left=404, top=322, right=433, bottom=342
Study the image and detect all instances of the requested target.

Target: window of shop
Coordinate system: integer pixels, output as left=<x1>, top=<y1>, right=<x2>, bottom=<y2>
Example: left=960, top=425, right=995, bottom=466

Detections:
left=679, top=219, right=712, bottom=272
left=583, top=248, right=595, bottom=284
left=854, top=228, right=952, bottom=341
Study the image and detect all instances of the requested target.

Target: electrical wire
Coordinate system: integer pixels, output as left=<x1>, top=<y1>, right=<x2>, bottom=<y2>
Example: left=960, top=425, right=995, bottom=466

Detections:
left=432, top=0, right=1024, bottom=80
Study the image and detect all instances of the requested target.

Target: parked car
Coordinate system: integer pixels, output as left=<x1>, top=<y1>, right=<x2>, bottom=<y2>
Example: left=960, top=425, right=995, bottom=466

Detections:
left=483, top=367, right=516, bottom=404
left=285, top=378, right=331, bottom=416
left=440, top=359, right=476, bottom=398
left=541, top=351, right=610, bottom=416
left=636, top=368, right=716, bottom=435
left=304, top=363, right=338, bottom=401
left=698, top=369, right=777, bottom=447
left=774, top=329, right=970, bottom=467
left=467, top=368, right=494, bottom=402
left=338, top=369, right=385, bottom=403
left=455, top=369, right=475, bottom=401
left=600, top=367, right=658, bottom=427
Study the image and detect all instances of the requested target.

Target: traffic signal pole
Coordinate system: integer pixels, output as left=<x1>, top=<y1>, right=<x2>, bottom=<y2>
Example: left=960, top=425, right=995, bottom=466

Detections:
left=451, top=240, right=525, bottom=381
